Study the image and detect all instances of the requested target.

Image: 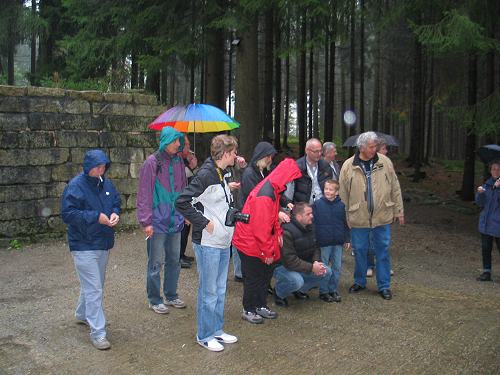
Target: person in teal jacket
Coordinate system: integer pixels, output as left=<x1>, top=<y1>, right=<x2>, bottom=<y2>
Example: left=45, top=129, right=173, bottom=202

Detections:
left=136, top=127, right=188, bottom=314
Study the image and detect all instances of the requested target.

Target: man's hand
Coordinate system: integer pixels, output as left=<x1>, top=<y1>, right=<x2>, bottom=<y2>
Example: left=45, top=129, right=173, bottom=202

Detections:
left=278, top=211, right=290, bottom=223
left=236, top=156, right=247, bottom=169
left=278, top=235, right=283, bottom=248
left=264, top=256, right=274, bottom=265
left=228, top=181, right=241, bottom=191
left=396, top=215, right=405, bottom=225
left=312, top=261, right=327, bottom=276
left=98, top=213, right=111, bottom=226
left=205, top=221, right=214, bottom=234
left=187, top=154, right=198, bottom=170
left=143, top=225, right=154, bottom=238
left=287, top=203, right=294, bottom=211
left=344, top=242, right=351, bottom=250
left=109, top=213, right=120, bottom=226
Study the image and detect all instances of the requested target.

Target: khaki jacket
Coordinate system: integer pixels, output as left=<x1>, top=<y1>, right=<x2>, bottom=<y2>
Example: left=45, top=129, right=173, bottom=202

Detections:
left=339, top=152, right=403, bottom=228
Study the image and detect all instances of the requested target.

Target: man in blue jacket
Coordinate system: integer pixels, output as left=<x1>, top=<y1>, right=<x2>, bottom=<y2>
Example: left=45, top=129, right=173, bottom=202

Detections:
left=61, top=149, right=121, bottom=350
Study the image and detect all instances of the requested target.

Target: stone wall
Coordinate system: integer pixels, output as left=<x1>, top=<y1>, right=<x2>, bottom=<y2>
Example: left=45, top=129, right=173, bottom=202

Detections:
left=0, top=85, right=164, bottom=246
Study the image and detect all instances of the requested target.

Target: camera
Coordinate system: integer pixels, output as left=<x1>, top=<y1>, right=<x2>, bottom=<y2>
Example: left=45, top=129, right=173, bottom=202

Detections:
left=225, top=207, right=250, bottom=227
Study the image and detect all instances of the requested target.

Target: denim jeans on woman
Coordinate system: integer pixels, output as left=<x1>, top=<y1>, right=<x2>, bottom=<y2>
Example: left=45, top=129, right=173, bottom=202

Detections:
left=351, top=224, right=391, bottom=291
left=72, top=250, right=109, bottom=340
left=146, top=232, right=181, bottom=305
left=273, top=265, right=332, bottom=298
left=320, top=245, right=343, bottom=294
left=193, top=243, right=230, bottom=342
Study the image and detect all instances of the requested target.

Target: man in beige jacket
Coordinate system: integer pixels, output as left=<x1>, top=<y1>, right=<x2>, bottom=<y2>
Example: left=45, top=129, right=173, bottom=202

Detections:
left=339, top=131, right=404, bottom=300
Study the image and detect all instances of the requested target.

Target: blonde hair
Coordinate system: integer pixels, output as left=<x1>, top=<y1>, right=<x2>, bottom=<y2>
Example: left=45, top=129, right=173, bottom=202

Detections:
left=256, top=157, right=271, bottom=171
left=211, top=135, right=238, bottom=160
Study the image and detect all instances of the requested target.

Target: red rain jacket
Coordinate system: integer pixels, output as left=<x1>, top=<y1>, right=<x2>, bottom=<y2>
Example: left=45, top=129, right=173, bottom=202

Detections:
left=232, top=158, right=302, bottom=262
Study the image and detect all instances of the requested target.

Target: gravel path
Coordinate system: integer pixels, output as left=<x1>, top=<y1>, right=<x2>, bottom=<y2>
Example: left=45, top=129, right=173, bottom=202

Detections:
left=1, top=202, right=499, bottom=375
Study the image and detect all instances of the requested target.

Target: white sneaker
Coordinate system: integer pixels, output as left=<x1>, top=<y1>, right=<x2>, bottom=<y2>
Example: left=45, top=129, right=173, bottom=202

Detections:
left=214, top=332, right=238, bottom=344
left=197, top=337, right=224, bottom=352
left=149, top=303, right=170, bottom=314
left=166, top=298, right=186, bottom=309
left=366, top=268, right=374, bottom=277
left=91, top=336, right=111, bottom=350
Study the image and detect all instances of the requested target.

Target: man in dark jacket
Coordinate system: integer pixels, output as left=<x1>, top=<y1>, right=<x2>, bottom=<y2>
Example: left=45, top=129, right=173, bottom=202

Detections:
left=284, top=138, right=333, bottom=205
left=273, top=202, right=333, bottom=306
left=61, top=149, right=121, bottom=350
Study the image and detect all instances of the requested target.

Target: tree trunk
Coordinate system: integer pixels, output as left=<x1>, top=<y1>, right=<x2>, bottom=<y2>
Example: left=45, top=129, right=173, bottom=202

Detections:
left=425, top=55, right=434, bottom=164
left=308, top=43, right=314, bottom=139
left=460, top=54, right=478, bottom=201
left=274, top=11, right=282, bottom=150
left=313, top=48, right=319, bottom=139
left=283, top=21, right=290, bottom=149
left=7, top=38, right=15, bottom=85
left=371, top=0, right=382, bottom=131
left=131, top=54, right=138, bottom=89
left=297, top=15, right=307, bottom=154
left=349, top=0, right=356, bottom=136
left=146, top=69, right=161, bottom=101
left=263, top=7, right=274, bottom=142
left=341, top=60, right=347, bottom=141
left=30, top=0, right=37, bottom=86
left=235, top=19, right=260, bottom=159
left=359, top=0, right=365, bottom=132
left=409, top=37, right=425, bottom=181
left=160, top=68, right=168, bottom=104
left=169, top=59, right=176, bottom=107
left=206, top=28, right=225, bottom=109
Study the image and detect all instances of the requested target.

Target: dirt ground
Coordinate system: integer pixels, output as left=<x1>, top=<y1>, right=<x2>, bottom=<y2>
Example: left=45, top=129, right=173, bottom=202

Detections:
left=1, top=167, right=500, bottom=374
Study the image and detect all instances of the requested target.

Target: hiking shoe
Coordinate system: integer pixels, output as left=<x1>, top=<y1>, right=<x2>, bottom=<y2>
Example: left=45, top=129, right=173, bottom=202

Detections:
left=234, top=275, right=243, bottom=283
left=379, top=289, right=393, bottom=300
left=329, top=291, right=342, bottom=303
left=182, top=255, right=194, bottom=262
left=366, top=268, right=374, bottom=277
left=477, top=272, right=492, bottom=282
left=149, top=303, right=169, bottom=314
left=75, top=318, right=89, bottom=327
left=197, top=337, right=224, bottom=352
left=319, top=293, right=335, bottom=303
left=349, top=284, right=366, bottom=293
left=180, top=259, right=192, bottom=269
left=214, top=332, right=238, bottom=344
left=390, top=269, right=394, bottom=276
left=166, top=298, right=186, bottom=309
left=241, top=310, right=264, bottom=324
left=293, top=291, right=310, bottom=300
left=256, top=307, right=278, bottom=319
left=91, top=336, right=111, bottom=350
left=273, top=289, right=289, bottom=307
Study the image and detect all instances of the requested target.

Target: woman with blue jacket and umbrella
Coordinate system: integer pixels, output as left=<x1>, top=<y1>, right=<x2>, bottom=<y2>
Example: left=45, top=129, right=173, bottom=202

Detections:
left=61, top=149, right=121, bottom=350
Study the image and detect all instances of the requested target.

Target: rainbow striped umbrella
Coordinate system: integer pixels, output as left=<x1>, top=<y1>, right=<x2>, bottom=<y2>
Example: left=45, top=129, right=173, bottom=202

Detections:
left=148, top=104, right=240, bottom=132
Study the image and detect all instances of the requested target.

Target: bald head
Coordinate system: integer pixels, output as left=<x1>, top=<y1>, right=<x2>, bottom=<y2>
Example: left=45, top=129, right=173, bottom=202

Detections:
left=305, top=138, right=322, bottom=163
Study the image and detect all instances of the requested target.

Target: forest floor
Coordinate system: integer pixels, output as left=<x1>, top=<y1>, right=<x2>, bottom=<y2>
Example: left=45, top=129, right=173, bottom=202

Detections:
left=1, top=160, right=500, bottom=374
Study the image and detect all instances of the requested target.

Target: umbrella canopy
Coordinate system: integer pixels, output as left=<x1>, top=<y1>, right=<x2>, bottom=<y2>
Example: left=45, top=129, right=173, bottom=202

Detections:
left=148, top=103, right=240, bottom=132
left=477, top=144, right=500, bottom=164
left=343, top=131, right=399, bottom=147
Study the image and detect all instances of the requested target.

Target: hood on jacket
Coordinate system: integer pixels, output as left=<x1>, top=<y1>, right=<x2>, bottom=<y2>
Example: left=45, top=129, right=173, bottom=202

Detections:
left=83, top=149, right=111, bottom=175
left=159, top=126, right=184, bottom=153
left=267, top=158, right=302, bottom=192
left=250, top=141, right=277, bottom=166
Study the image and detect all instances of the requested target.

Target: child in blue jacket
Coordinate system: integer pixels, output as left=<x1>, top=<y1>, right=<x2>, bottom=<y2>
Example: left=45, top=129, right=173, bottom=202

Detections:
left=475, top=159, right=500, bottom=281
left=313, top=179, right=350, bottom=302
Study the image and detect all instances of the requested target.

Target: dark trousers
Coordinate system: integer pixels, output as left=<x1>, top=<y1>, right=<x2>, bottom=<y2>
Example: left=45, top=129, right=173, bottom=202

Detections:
left=481, top=234, right=500, bottom=271
left=180, top=223, right=191, bottom=259
left=238, top=250, right=275, bottom=313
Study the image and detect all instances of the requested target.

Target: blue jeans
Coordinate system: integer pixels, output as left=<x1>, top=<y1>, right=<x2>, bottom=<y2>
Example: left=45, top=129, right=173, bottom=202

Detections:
left=193, top=243, right=230, bottom=342
left=367, top=231, right=375, bottom=269
left=320, top=245, right=343, bottom=293
left=146, top=232, right=181, bottom=305
left=232, top=246, right=242, bottom=278
left=71, top=250, right=109, bottom=340
left=351, top=224, right=391, bottom=291
left=273, top=265, right=332, bottom=298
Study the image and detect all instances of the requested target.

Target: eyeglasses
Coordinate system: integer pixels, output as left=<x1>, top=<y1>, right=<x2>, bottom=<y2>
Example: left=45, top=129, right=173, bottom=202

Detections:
left=307, top=149, right=322, bottom=154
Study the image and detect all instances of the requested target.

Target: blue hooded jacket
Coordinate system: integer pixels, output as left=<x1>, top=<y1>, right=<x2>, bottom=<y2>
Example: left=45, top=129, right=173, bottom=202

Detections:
left=313, top=196, right=350, bottom=247
left=476, top=176, right=500, bottom=237
left=61, top=149, right=121, bottom=251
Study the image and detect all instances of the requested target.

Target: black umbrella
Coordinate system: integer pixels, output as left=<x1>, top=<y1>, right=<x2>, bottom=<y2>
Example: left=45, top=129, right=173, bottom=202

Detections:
left=343, top=131, right=399, bottom=148
left=477, top=144, right=500, bottom=164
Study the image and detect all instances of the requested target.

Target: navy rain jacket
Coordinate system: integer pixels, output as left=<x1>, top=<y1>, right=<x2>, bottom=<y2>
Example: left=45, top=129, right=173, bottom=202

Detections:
left=61, top=149, right=121, bottom=251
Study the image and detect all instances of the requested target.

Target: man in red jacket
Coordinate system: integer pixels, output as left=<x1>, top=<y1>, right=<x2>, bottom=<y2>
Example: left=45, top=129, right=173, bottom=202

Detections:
left=232, top=158, right=302, bottom=324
